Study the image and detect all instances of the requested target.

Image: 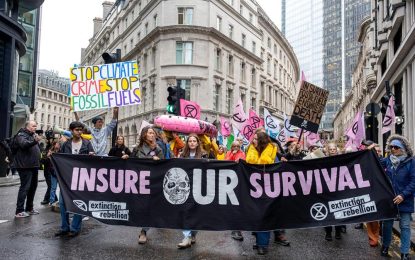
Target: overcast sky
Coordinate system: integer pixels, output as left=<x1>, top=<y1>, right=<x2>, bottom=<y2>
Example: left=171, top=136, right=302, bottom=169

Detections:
left=38, top=0, right=281, bottom=78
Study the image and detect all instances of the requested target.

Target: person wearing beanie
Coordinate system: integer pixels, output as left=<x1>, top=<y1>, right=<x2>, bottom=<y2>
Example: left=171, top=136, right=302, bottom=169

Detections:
left=379, top=134, right=415, bottom=260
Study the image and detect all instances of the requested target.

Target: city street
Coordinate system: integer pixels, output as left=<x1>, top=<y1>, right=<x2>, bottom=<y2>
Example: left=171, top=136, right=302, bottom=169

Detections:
left=0, top=180, right=405, bottom=260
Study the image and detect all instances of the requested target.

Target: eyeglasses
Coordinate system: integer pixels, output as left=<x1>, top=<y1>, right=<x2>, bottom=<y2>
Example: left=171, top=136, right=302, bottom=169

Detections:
left=389, top=145, right=401, bottom=150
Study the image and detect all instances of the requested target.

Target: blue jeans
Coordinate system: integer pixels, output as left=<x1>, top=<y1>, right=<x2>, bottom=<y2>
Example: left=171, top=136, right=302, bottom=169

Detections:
left=256, top=232, right=270, bottom=247
left=382, top=212, right=412, bottom=254
left=59, top=192, right=82, bottom=233
left=49, top=174, right=58, bottom=204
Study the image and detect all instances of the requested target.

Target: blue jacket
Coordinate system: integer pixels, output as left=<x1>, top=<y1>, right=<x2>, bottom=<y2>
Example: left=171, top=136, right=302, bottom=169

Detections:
left=382, top=156, right=415, bottom=213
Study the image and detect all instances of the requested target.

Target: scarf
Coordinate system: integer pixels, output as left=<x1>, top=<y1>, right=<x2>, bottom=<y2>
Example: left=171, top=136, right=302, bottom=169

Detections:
left=390, top=154, right=407, bottom=169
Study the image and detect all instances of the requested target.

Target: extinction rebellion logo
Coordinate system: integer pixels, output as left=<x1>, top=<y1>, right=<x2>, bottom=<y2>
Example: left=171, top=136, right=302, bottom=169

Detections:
left=73, top=200, right=129, bottom=221
left=310, top=194, right=377, bottom=220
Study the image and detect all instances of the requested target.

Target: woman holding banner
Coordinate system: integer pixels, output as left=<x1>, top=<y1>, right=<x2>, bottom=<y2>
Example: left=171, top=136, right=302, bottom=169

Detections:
left=324, top=142, right=345, bottom=241
left=177, top=133, right=208, bottom=249
left=380, top=135, right=415, bottom=260
left=131, top=126, right=164, bottom=245
left=246, top=132, right=278, bottom=255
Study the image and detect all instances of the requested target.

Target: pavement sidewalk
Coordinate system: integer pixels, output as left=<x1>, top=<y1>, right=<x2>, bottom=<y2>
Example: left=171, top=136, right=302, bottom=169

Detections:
left=0, top=170, right=45, bottom=187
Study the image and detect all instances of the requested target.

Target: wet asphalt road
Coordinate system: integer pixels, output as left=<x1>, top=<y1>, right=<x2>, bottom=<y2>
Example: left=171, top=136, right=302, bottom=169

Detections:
left=0, top=180, right=406, bottom=260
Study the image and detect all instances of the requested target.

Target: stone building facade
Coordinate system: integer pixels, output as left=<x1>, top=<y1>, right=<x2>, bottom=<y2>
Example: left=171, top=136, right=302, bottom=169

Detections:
left=78, top=0, right=300, bottom=148
left=334, top=0, right=415, bottom=147
left=30, top=70, right=72, bottom=131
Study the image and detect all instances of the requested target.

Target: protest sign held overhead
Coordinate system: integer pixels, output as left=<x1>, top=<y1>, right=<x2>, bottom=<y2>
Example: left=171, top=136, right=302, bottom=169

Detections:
left=69, top=61, right=140, bottom=111
left=291, top=81, right=329, bottom=133
left=52, top=150, right=397, bottom=231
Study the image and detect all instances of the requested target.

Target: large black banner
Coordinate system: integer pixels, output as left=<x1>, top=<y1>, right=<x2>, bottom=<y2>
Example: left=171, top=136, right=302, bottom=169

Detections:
left=52, top=150, right=397, bottom=231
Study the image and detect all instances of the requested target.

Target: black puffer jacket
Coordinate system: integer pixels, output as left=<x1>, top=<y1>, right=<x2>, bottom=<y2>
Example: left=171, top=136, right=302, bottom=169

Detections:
left=13, top=128, right=41, bottom=169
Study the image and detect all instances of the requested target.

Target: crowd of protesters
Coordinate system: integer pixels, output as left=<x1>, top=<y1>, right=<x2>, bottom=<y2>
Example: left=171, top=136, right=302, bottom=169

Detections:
left=3, top=108, right=415, bottom=259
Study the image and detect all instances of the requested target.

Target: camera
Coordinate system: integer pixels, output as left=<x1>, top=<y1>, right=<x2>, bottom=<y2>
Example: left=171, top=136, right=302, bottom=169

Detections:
left=35, top=130, right=44, bottom=135
left=45, top=130, right=54, bottom=140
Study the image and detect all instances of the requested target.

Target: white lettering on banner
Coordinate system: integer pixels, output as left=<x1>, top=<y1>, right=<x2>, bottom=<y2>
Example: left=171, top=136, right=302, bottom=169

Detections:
left=328, top=195, right=370, bottom=213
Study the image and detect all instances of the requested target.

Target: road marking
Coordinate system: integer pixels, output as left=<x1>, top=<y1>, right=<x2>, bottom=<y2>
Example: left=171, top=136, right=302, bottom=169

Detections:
left=0, top=220, right=9, bottom=224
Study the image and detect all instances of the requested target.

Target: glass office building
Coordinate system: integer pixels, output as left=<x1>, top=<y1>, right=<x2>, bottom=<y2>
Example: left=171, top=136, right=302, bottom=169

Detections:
left=282, top=0, right=370, bottom=132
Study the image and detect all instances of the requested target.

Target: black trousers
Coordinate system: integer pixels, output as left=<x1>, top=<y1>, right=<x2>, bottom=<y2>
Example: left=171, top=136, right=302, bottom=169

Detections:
left=325, top=226, right=342, bottom=234
left=16, top=168, right=38, bottom=214
left=43, top=168, right=52, bottom=201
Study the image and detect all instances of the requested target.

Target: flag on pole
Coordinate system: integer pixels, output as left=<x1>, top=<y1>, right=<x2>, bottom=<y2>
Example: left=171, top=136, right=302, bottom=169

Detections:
left=231, top=99, right=247, bottom=132
left=220, top=116, right=232, bottom=137
left=263, top=108, right=281, bottom=140
left=345, top=110, right=365, bottom=145
left=284, top=114, right=297, bottom=138
left=180, top=99, right=201, bottom=119
left=381, top=96, right=396, bottom=134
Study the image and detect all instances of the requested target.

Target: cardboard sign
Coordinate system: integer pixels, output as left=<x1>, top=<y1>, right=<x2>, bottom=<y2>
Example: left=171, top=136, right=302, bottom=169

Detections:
left=290, top=81, right=329, bottom=133
left=69, top=61, right=140, bottom=111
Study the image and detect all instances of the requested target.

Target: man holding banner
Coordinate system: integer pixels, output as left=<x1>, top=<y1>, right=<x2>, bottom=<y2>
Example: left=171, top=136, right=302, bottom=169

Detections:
left=74, top=107, right=118, bottom=156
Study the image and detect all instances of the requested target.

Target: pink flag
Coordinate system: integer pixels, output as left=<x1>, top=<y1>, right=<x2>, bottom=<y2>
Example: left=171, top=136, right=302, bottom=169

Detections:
left=381, top=96, right=396, bottom=134
left=301, top=71, right=306, bottom=81
left=220, top=116, right=232, bottom=137
left=231, top=99, right=247, bottom=131
left=249, top=109, right=264, bottom=129
left=306, top=131, right=320, bottom=147
left=240, top=109, right=263, bottom=142
left=345, top=110, right=365, bottom=145
left=180, top=99, right=201, bottom=119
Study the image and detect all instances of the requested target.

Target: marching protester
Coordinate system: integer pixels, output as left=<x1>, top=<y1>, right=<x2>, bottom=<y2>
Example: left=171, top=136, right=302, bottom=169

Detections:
left=225, top=141, right=245, bottom=241
left=177, top=133, right=208, bottom=249
left=108, top=136, right=131, bottom=159
left=131, top=125, right=164, bottom=244
left=167, top=131, right=185, bottom=158
left=55, top=121, right=94, bottom=238
left=13, top=121, right=42, bottom=218
left=216, top=145, right=227, bottom=160
left=324, top=142, right=344, bottom=240
left=282, top=139, right=306, bottom=161
left=246, top=132, right=278, bottom=255
left=46, top=140, right=61, bottom=206
left=40, top=138, right=53, bottom=205
left=74, top=107, right=118, bottom=156
left=380, top=135, right=415, bottom=260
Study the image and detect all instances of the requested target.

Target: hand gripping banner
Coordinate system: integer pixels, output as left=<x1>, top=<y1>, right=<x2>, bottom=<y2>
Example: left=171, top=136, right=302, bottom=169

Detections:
left=52, top=150, right=397, bottom=231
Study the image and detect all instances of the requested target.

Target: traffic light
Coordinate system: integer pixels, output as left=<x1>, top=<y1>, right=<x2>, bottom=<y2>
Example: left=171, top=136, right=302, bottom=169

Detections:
left=167, top=86, right=178, bottom=114
left=102, top=49, right=121, bottom=64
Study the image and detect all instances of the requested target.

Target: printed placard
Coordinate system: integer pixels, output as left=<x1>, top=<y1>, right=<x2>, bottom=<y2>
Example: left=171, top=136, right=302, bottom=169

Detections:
left=290, top=81, right=329, bottom=133
left=69, top=61, right=140, bottom=111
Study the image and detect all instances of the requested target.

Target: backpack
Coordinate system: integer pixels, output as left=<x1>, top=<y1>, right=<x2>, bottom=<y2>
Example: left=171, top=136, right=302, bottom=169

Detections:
left=6, top=134, right=20, bottom=155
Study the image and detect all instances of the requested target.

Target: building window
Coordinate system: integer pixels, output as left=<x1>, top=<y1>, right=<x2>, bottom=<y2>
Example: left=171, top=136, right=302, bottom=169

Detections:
left=214, top=84, right=220, bottom=111
left=151, top=83, right=156, bottom=109
left=239, top=4, right=243, bottom=15
left=138, top=0, right=142, bottom=12
left=274, top=44, right=277, bottom=55
left=130, top=38, right=134, bottom=49
left=131, top=10, right=134, bottom=21
left=249, top=13, right=253, bottom=23
left=143, top=54, right=147, bottom=75
left=241, top=34, right=246, bottom=47
left=268, top=85, right=272, bottom=104
left=215, top=48, right=222, bottom=71
left=252, top=41, right=256, bottom=54
left=240, top=62, right=246, bottom=82
left=267, top=58, right=271, bottom=74
left=154, top=14, right=158, bottom=27
left=152, top=48, right=156, bottom=69
left=178, top=7, right=193, bottom=25
left=251, top=96, right=256, bottom=110
left=142, top=86, right=146, bottom=111
left=227, top=54, right=234, bottom=76
left=216, top=16, right=222, bottom=31
left=228, top=24, right=233, bottom=39
left=241, top=93, right=246, bottom=109
left=137, top=32, right=141, bottom=41
left=226, top=88, right=233, bottom=114
left=267, top=37, right=271, bottom=49
left=125, top=17, right=128, bottom=29
left=177, top=79, right=191, bottom=100
left=176, top=42, right=193, bottom=64
left=260, top=81, right=265, bottom=100
left=251, top=68, right=256, bottom=87
left=144, top=23, right=148, bottom=35
left=274, top=62, right=277, bottom=79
